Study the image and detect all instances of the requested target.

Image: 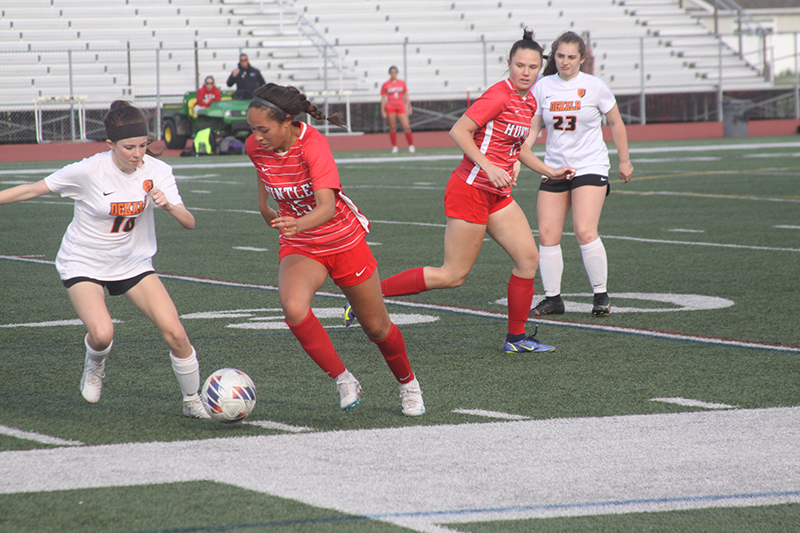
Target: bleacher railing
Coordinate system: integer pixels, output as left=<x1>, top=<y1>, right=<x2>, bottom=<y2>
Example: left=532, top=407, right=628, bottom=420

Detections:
left=0, top=30, right=797, bottom=144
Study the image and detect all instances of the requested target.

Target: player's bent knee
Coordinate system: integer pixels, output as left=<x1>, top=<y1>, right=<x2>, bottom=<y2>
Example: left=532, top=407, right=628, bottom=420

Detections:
left=162, top=326, right=190, bottom=352
left=87, top=325, right=114, bottom=350
left=362, top=321, right=392, bottom=342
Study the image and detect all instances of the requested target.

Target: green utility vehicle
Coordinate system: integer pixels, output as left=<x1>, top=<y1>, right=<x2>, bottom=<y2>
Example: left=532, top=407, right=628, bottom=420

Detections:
left=161, top=90, right=251, bottom=149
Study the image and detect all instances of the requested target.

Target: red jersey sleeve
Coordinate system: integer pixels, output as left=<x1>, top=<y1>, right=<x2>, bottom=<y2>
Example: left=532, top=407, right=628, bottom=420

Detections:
left=302, top=131, right=340, bottom=192
left=464, top=84, right=506, bottom=128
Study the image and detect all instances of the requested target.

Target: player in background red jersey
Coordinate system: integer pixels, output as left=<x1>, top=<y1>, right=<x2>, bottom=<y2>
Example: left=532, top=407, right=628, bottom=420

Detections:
left=381, top=66, right=415, bottom=153
left=246, top=83, right=424, bottom=416
left=346, top=29, right=575, bottom=354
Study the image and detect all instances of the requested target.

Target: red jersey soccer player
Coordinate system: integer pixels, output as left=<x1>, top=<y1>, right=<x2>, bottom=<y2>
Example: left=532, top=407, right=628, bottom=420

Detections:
left=246, top=83, right=424, bottom=416
left=380, top=66, right=415, bottom=153
left=345, top=29, right=574, bottom=354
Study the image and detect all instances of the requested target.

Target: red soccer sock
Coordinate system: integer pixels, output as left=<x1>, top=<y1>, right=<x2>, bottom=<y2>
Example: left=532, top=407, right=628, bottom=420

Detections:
left=380, top=266, right=428, bottom=297
left=507, top=274, right=535, bottom=336
left=286, top=310, right=345, bottom=378
left=372, top=323, right=414, bottom=384
left=405, top=132, right=414, bottom=146
left=389, top=131, right=397, bottom=147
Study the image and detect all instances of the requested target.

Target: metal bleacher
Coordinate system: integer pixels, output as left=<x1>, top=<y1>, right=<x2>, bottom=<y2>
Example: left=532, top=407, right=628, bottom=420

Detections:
left=0, top=0, right=773, bottom=112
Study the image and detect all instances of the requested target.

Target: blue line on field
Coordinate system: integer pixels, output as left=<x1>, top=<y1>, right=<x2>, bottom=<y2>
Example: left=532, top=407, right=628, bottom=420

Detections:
left=367, top=489, right=800, bottom=520
left=123, top=488, right=800, bottom=532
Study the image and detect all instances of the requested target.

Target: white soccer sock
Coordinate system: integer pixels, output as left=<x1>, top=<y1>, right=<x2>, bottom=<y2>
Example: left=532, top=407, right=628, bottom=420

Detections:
left=170, top=347, right=201, bottom=400
left=538, top=244, right=564, bottom=297
left=580, top=237, right=608, bottom=294
left=84, top=333, right=112, bottom=365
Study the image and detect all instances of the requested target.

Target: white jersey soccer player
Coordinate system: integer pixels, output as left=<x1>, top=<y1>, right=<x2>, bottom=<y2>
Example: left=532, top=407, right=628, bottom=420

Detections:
left=0, top=100, right=209, bottom=417
left=532, top=70, right=617, bottom=177
left=44, top=151, right=184, bottom=281
left=529, top=31, right=633, bottom=318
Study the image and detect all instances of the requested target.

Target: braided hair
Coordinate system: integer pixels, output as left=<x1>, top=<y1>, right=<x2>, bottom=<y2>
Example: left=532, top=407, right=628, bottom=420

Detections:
left=249, top=83, right=346, bottom=128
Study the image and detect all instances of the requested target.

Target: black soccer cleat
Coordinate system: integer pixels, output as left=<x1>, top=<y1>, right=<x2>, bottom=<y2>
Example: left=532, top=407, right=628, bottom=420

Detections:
left=532, top=295, right=565, bottom=316
left=592, top=292, right=611, bottom=317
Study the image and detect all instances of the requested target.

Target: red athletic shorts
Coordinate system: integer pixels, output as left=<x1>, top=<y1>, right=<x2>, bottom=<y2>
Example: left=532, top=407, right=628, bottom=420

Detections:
left=385, top=101, right=407, bottom=114
left=444, top=174, right=514, bottom=225
left=279, top=237, right=378, bottom=287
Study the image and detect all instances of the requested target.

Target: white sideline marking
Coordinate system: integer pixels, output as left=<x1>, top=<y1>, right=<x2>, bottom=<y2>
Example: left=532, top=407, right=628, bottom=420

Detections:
left=244, top=420, right=315, bottom=433
left=0, top=319, right=122, bottom=328
left=453, top=409, right=530, bottom=420
left=775, top=225, right=800, bottom=230
left=0, top=425, right=83, bottom=447
left=650, top=398, right=737, bottom=410
left=617, top=190, right=800, bottom=204
left=634, top=157, right=720, bottom=163
left=666, top=228, right=705, bottom=233
left=2, top=407, right=799, bottom=532
left=232, top=246, right=269, bottom=252
left=2, top=139, right=800, bottom=177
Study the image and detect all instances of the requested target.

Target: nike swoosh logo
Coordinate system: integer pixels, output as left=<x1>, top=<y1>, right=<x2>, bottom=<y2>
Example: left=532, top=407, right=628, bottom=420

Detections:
left=355, top=267, right=367, bottom=277
left=103, top=191, right=115, bottom=196
left=600, top=177, right=608, bottom=182
left=546, top=95, right=554, bottom=98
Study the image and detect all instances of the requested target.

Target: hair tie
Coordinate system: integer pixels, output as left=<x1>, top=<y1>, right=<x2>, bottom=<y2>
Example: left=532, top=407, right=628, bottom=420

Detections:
left=250, top=97, right=291, bottom=118
left=106, top=122, right=148, bottom=142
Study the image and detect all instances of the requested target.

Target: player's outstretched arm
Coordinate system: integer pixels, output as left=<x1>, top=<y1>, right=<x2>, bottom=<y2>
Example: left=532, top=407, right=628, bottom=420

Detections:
left=518, top=145, right=574, bottom=180
left=0, top=180, right=52, bottom=205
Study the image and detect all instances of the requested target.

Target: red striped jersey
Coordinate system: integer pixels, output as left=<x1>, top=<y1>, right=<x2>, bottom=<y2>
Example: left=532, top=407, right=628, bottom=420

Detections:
left=452, top=79, right=537, bottom=194
left=246, top=122, right=369, bottom=256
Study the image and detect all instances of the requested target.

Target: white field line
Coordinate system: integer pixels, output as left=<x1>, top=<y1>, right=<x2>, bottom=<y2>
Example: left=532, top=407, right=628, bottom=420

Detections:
left=2, top=407, right=800, bottom=531
left=0, top=425, right=83, bottom=447
left=452, top=409, right=530, bottom=420
left=650, top=397, right=737, bottom=409
left=0, top=138, right=796, bottom=175
left=232, top=246, right=269, bottom=252
left=617, top=190, right=800, bottom=204
left=244, top=420, right=316, bottom=433
left=2, top=255, right=799, bottom=354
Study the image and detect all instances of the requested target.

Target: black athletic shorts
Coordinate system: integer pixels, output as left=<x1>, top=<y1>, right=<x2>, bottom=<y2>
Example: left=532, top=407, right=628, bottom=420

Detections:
left=539, top=173, right=610, bottom=197
left=62, top=271, right=155, bottom=296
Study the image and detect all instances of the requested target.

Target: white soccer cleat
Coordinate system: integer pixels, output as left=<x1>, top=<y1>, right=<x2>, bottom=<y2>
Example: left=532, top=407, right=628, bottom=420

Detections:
left=335, top=371, right=362, bottom=411
left=80, top=354, right=105, bottom=403
left=391, top=146, right=399, bottom=154
left=398, top=377, right=425, bottom=416
left=183, top=393, right=211, bottom=419
left=408, top=145, right=415, bottom=153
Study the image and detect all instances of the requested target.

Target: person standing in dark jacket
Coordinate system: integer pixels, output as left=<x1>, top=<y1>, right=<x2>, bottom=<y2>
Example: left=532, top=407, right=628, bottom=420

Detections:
left=227, top=54, right=266, bottom=99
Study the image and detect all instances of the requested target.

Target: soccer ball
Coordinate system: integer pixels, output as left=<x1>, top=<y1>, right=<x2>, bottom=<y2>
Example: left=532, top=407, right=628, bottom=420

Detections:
left=201, top=368, right=257, bottom=422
